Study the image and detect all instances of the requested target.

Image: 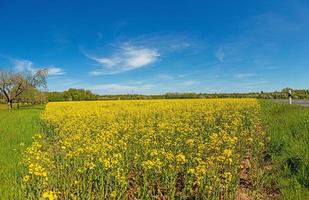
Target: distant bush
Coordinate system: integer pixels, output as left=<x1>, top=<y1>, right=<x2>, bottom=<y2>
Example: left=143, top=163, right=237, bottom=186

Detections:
left=47, top=88, right=98, bottom=102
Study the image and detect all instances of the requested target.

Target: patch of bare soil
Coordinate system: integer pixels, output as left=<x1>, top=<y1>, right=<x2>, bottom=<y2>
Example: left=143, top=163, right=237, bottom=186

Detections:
left=126, top=168, right=139, bottom=200
left=236, top=154, right=252, bottom=200
left=236, top=152, right=280, bottom=200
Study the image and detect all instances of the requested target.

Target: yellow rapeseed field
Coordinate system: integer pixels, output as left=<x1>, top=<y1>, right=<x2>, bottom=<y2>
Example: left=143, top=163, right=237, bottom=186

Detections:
left=21, top=99, right=264, bottom=199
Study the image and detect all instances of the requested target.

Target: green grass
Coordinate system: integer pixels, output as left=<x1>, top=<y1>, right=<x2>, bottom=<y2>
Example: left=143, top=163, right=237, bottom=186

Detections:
left=0, top=104, right=44, bottom=199
left=260, top=100, right=309, bottom=199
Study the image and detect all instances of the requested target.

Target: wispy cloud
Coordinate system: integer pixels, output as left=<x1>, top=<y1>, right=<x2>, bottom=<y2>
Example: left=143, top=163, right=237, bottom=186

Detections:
left=241, top=80, right=270, bottom=89
left=14, top=59, right=35, bottom=73
left=85, top=34, right=202, bottom=76
left=47, top=78, right=81, bottom=91
left=234, top=73, right=255, bottom=79
left=215, top=46, right=225, bottom=62
left=155, top=74, right=174, bottom=81
left=47, top=66, right=65, bottom=75
left=255, top=12, right=305, bottom=33
left=12, top=59, right=64, bottom=76
left=87, top=44, right=160, bottom=75
left=124, top=34, right=197, bottom=53
left=182, top=80, right=198, bottom=86
left=88, top=82, right=154, bottom=94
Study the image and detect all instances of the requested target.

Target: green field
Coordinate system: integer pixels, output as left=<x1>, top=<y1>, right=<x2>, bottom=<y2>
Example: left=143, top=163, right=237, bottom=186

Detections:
left=0, top=105, right=44, bottom=199
left=260, top=101, right=309, bottom=199
left=0, top=101, right=308, bottom=199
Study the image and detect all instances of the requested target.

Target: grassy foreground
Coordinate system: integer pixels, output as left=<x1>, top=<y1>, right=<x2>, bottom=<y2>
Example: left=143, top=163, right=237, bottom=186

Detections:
left=260, top=101, right=309, bottom=199
left=0, top=104, right=44, bottom=199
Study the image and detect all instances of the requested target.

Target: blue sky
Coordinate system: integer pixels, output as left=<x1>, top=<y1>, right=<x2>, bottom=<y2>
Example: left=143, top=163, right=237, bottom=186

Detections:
left=0, top=0, right=308, bottom=94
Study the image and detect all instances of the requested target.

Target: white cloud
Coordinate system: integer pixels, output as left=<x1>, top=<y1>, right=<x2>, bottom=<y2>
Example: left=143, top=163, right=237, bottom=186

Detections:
left=215, top=46, right=225, bottom=62
left=12, top=59, right=64, bottom=76
left=94, top=58, right=119, bottom=67
left=87, top=44, right=160, bottom=75
left=47, top=66, right=65, bottom=75
left=124, top=46, right=159, bottom=68
left=14, top=59, right=36, bottom=73
left=85, top=34, right=202, bottom=76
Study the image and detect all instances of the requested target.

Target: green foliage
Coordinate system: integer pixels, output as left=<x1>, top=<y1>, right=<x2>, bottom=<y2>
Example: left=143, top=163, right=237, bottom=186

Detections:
left=46, top=91, right=67, bottom=102
left=260, top=101, right=309, bottom=199
left=97, top=89, right=309, bottom=100
left=47, top=88, right=98, bottom=102
left=64, top=88, right=98, bottom=101
left=45, top=88, right=309, bottom=101
left=17, top=87, right=47, bottom=104
left=0, top=105, right=43, bottom=199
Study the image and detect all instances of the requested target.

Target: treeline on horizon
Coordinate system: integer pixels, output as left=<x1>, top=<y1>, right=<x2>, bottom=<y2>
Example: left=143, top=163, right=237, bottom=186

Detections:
left=45, top=88, right=309, bottom=102
left=1, top=88, right=309, bottom=104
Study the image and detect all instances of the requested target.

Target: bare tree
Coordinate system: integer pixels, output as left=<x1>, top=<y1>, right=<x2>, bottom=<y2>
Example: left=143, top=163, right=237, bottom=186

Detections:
left=0, top=69, right=48, bottom=109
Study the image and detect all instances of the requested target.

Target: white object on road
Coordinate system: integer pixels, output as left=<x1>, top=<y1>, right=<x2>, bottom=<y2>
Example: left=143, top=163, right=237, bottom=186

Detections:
left=288, top=89, right=292, bottom=105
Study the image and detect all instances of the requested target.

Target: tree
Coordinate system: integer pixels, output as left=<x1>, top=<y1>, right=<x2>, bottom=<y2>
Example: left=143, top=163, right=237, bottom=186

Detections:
left=17, top=87, right=47, bottom=105
left=0, top=69, right=48, bottom=108
left=46, top=88, right=98, bottom=102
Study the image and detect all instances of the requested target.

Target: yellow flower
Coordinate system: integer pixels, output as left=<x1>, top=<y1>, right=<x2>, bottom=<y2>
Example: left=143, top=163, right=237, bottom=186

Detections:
left=70, top=194, right=77, bottom=200
left=186, top=139, right=194, bottom=146
left=110, top=191, right=117, bottom=199
left=42, top=191, right=57, bottom=200
left=23, top=175, right=30, bottom=182
left=188, top=168, right=195, bottom=174
left=22, top=98, right=263, bottom=199
left=223, top=172, right=233, bottom=183
left=223, top=149, right=233, bottom=157
left=176, top=153, right=186, bottom=164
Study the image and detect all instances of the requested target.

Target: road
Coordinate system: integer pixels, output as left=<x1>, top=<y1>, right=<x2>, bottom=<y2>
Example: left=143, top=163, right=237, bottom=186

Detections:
left=272, top=99, right=309, bottom=107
